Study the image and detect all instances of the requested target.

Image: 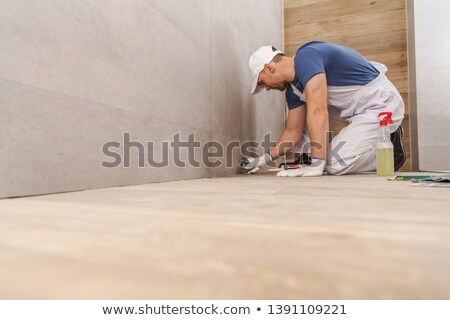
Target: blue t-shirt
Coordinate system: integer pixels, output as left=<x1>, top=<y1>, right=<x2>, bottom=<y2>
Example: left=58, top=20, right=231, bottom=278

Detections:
left=286, top=41, right=380, bottom=110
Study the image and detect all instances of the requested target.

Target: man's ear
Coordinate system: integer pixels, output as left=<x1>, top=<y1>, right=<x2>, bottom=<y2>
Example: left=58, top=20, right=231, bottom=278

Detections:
left=264, top=63, right=275, bottom=73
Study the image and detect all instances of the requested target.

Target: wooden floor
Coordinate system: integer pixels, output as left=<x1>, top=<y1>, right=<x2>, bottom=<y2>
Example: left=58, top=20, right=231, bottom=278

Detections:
left=0, top=174, right=449, bottom=299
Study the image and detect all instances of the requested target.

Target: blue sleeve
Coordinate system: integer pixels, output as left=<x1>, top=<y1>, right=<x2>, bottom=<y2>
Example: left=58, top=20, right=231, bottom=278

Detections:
left=285, top=85, right=305, bottom=110
left=295, top=48, right=326, bottom=89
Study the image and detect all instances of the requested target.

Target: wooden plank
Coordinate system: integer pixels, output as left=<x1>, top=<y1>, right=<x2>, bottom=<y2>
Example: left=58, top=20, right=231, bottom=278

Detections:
left=387, top=73, right=408, bottom=94
left=285, top=30, right=407, bottom=57
left=365, top=50, right=407, bottom=68
left=285, top=0, right=405, bottom=27
left=284, top=0, right=332, bottom=9
left=285, top=10, right=406, bottom=45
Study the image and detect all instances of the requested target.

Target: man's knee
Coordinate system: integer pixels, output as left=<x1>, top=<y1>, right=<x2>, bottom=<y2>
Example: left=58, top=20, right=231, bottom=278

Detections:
left=325, top=160, right=348, bottom=176
left=326, top=148, right=376, bottom=175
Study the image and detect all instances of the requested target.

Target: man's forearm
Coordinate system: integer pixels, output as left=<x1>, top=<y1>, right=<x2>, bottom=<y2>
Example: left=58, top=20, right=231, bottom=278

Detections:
left=307, top=108, right=329, bottom=159
left=269, top=129, right=302, bottom=160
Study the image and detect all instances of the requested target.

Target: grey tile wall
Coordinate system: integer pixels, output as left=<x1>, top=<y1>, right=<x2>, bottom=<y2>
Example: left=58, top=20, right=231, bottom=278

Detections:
left=211, top=0, right=284, bottom=176
left=0, top=0, right=212, bottom=131
left=0, top=0, right=283, bottom=198
left=0, top=80, right=211, bottom=198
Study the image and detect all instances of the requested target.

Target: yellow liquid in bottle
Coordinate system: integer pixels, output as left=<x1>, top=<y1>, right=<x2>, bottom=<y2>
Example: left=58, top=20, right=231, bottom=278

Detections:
left=376, top=147, right=394, bottom=176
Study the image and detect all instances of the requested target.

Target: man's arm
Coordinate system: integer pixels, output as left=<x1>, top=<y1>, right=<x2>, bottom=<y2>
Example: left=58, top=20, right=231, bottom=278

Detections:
left=304, top=73, right=328, bottom=160
left=269, top=105, right=306, bottom=160
left=239, top=105, right=305, bottom=174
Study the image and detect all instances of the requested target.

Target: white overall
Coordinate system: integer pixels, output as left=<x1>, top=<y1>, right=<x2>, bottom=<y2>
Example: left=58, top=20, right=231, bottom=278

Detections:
left=288, top=62, right=405, bottom=175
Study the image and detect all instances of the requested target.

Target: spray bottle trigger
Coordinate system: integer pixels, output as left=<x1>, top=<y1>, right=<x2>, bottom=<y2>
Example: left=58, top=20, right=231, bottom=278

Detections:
left=378, top=112, right=393, bottom=126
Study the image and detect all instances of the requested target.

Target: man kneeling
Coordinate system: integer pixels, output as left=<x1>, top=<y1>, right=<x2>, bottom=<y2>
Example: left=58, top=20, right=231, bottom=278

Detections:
left=240, top=41, right=406, bottom=177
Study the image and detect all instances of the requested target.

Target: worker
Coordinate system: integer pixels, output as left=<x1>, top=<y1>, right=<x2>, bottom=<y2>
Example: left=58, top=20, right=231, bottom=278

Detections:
left=240, top=41, right=406, bottom=176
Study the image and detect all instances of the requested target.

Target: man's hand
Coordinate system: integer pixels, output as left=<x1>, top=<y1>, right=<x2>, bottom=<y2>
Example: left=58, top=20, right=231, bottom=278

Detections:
left=239, top=153, right=273, bottom=174
left=277, top=157, right=325, bottom=177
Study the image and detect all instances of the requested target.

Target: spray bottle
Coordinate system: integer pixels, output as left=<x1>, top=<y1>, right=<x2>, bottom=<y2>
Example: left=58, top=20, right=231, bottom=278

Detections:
left=376, top=112, right=394, bottom=176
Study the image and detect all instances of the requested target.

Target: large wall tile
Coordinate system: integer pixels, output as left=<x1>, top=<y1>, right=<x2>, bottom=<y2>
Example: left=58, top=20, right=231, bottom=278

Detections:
left=211, top=64, right=248, bottom=140
left=212, top=0, right=284, bottom=89
left=0, top=0, right=211, bottom=131
left=211, top=0, right=285, bottom=168
left=418, top=146, right=450, bottom=172
left=414, top=0, right=450, bottom=63
left=242, top=91, right=285, bottom=143
left=144, top=0, right=212, bottom=53
left=416, top=113, right=450, bottom=149
left=0, top=80, right=211, bottom=198
left=416, top=66, right=450, bottom=114
left=414, top=0, right=450, bottom=171
left=210, top=134, right=241, bottom=178
left=0, top=0, right=283, bottom=197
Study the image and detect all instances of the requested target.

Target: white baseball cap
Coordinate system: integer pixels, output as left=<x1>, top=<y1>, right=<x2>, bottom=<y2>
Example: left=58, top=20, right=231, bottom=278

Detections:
left=248, top=46, right=283, bottom=95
